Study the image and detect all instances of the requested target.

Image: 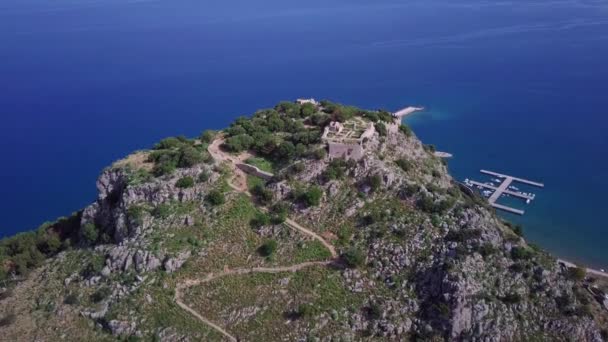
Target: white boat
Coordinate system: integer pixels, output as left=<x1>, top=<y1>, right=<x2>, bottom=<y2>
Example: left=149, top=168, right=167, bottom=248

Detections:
left=508, top=185, right=519, bottom=191
left=526, top=199, right=531, bottom=204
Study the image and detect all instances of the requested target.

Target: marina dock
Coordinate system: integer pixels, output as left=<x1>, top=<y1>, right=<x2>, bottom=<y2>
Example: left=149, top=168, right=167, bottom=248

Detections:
left=468, top=170, right=544, bottom=215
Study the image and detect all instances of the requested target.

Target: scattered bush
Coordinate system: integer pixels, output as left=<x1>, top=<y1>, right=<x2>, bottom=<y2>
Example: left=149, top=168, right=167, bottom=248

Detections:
left=313, top=148, right=327, bottom=160
left=510, top=246, right=534, bottom=261
left=251, top=184, right=274, bottom=205
left=250, top=212, right=271, bottom=228
left=206, top=190, right=225, bottom=206
left=259, top=240, right=278, bottom=257
left=152, top=203, right=172, bottom=219
left=90, top=286, right=111, bottom=303
left=199, top=129, right=217, bottom=143
left=395, top=158, right=413, bottom=172
left=368, top=174, right=382, bottom=192
left=375, top=122, right=387, bottom=137
left=82, top=223, right=99, bottom=245
left=343, top=247, right=365, bottom=268
left=198, top=171, right=210, bottom=183
left=399, top=125, right=413, bottom=137
left=270, top=202, right=289, bottom=224
left=175, top=176, right=195, bottom=189
left=300, top=186, right=323, bottom=207
left=64, top=293, right=79, bottom=305
left=567, top=266, right=587, bottom=282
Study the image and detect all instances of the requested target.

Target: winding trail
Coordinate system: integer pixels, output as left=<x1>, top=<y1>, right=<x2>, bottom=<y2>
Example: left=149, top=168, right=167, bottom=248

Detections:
left=174, top=138, right=338, bottom=341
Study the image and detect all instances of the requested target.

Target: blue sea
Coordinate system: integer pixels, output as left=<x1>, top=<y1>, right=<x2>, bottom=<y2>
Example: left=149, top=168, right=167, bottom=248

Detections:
left=1, top=0, right=607, bottom=268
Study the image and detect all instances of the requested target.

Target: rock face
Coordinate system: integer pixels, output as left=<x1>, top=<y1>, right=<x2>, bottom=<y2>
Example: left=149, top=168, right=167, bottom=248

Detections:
left=81, top=166, right=213, bottom=243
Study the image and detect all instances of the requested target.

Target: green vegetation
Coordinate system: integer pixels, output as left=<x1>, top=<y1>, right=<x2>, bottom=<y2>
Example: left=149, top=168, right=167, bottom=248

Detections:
left=199, top=129, right=217, bottom=143
left=567, top=266, right=587, bottom=282
left=298, top=186, right=323, bottom=207
left=206, top=190, right=225, bottom=206
left=294, top=241, right=332, bottom=262
left=245, top=157, right=274, bottom=173
left=395, top=158, right=413, bottom=172
left=148, top=136, right=209, bottom=176
left=510, top=246, right=534, bottom=261
left=176, top=176, right=195, bottom=189
left=368, top=174, right=382, bottom=192
left=323, top=159, right=353, bottom=181
left=251, top=183, right=274, bottom=205
left=250, top=211, right=271, bottom=229
left=259, top=240, right=278, bottom=257
left=399, top=124, right=413, bottom=137
left=342, top=247, right=365, bottom=268
left=375, top=122, right=387, bottom=136
left=90, top=286, right=111, bottom=303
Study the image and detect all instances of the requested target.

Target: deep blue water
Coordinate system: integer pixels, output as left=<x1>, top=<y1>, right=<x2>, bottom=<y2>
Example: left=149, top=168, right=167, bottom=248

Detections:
left=1, top=0, right=607, bottom=267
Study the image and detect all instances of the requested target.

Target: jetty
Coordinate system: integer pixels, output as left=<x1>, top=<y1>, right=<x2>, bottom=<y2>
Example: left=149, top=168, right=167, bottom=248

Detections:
left=393, top=106, right=424, bottom=120
left=434, top=151, right=453, bottom=158
left=469, top=170, right=544, bottom=215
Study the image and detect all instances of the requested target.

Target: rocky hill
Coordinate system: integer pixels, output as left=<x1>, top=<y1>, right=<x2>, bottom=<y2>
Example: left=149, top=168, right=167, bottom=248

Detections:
left=1, top=100, right=607, bottom=341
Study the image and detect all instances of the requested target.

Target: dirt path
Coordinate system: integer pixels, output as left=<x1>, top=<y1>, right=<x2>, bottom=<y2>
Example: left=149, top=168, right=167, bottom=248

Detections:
left=174, top=139, right=339, bottom=340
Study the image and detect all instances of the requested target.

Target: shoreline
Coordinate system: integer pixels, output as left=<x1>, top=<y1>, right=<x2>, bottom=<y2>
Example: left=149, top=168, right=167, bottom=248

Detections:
left=397, top=105, right=608, bottom=279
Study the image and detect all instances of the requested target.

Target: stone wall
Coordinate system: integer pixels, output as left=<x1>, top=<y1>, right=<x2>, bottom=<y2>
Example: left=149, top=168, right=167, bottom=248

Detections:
left=236, top=163, right=274, bottom=180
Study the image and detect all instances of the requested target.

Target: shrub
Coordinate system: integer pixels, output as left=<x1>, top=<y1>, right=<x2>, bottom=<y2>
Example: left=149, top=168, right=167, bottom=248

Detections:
left=337, top=225, right=353, bottom=245
left=175, top=176, right=195, bottom=189
left=206, top=190, right=225, bottom=206
left=64, top=293, right=79, bottom=305
left=177, top=146, right=203, bottom=168
left=399, top=125, right=413, bottom=137
left=313, top=148, right=327, bottom=160
left=198, top=171, right=210, bottom=183
left=270, top=202, right=289, bottom=224
left=251, top=184, right=273, bottom=205
left=152, top=203, right=172, bottom=219
left=300, top=186, right=323, bottom=207
left=395, top=158, right=413, bottom=172
left=154, top=137, right=183, bottom=150
left=567, top=266, right=587, bottom=282
left=199, top=130, right=217, bottom=143
left=375, top=122, right=387, bottom=137
left=250, top=212, right=271, bottom=228
left=259, top=240, right=278, bottom=257
left=127, top=205, right=146, bottom=226
left=510, top=246, right=533, bottom=261
left=343, top=247, right=365, bottom=268
left=90, top=286, right=111, bottom=303
left=368, top=174, right=382, bottom=192
left=81, top=223, right=99, bottom=245
left=296, top=303, right=315, bottom=318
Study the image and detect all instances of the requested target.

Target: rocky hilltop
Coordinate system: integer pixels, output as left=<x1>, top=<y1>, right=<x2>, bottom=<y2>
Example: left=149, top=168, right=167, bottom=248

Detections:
left=1, top=100, right=607, bottom=341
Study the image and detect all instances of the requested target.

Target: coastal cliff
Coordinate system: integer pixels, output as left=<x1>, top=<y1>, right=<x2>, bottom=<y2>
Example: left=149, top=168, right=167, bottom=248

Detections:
left=1, top=100, right=607, bottom=341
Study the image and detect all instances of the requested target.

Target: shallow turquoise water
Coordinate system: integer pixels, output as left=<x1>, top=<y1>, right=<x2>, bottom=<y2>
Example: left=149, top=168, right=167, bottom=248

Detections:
left=1, top=0, right=607, bottom=267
